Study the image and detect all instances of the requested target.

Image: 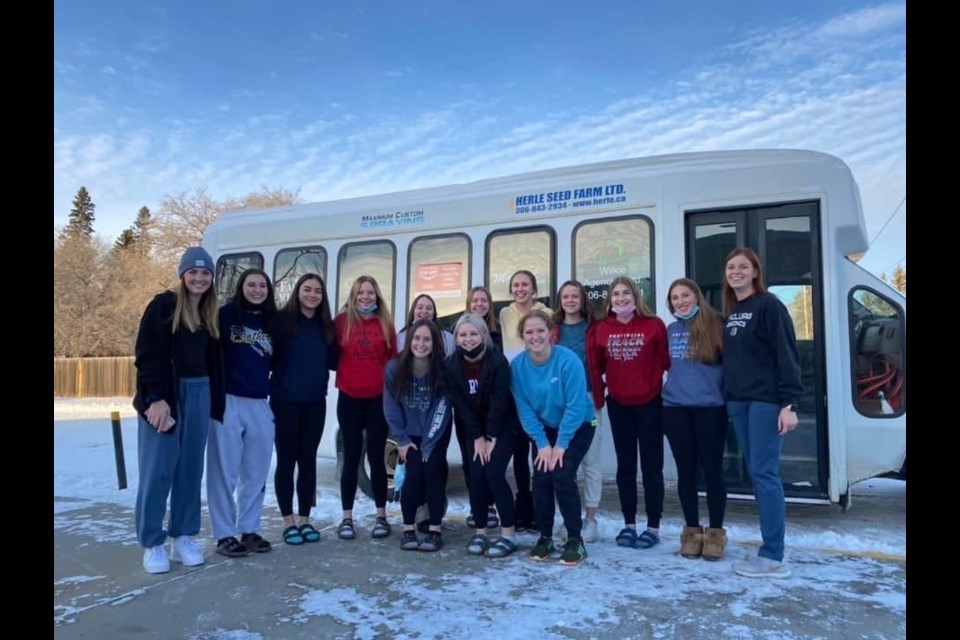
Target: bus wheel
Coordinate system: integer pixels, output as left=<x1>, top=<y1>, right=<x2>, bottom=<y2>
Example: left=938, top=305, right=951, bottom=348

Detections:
left=335, top=430, right=398, bottom=501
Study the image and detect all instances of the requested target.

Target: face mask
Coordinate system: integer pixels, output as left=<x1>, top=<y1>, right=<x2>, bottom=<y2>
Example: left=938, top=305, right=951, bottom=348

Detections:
left=459, top=343, right=485, bottom=359
left=674, top=305, right=700, bottom=321
left=357, top=302, right=378, bottom=314
left=614, top=303, right=636, bottom=319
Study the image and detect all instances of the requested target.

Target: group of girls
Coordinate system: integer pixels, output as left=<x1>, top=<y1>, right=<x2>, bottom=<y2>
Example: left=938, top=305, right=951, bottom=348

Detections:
left=132, top=248, right=343, bottom=573
left=133, top=246, right=801, bottom=579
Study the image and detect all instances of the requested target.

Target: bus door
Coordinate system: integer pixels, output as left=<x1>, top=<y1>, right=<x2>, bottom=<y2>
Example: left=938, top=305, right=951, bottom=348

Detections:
left=685, top=201, right=828, bottom=500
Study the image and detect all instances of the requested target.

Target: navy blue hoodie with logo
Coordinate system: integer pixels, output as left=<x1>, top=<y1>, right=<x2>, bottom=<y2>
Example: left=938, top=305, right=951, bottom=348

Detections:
left=721, top=293, right=803, bottom=408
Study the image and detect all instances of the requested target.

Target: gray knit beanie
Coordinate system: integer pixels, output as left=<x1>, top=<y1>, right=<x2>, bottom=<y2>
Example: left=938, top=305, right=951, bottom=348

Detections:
left=178, top=246, right=215, bottom=279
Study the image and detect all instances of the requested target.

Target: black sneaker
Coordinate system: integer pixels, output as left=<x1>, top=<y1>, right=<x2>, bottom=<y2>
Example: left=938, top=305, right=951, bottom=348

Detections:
left=419, top=531, right=444, bottom=552
left=240, top=532, right=272, bottom=553
left=559, top=537, right=587, bottom=566
left=529, top=536, right=555, bottom=561
left=216, top=536, right=253, bottom=558
left=400, top=530, right=420, bottom=551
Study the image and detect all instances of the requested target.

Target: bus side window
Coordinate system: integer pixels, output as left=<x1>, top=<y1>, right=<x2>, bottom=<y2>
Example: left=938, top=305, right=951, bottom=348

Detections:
left=407, top=234, right=471, bottom=331
left=573, top=215, right=654, bottom=314
left=336, top=241, right=397, bottom=316
left=274, top=246, right=328, bottom=307
left=216, top=252, right=264, bottom=303
left=849, top=288, right=905, bottom=417
left=486, top=227, right=556, bottom=318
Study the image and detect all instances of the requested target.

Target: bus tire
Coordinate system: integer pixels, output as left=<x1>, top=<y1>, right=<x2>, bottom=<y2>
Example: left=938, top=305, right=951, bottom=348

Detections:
left=335, top=430, right=399, bottom=501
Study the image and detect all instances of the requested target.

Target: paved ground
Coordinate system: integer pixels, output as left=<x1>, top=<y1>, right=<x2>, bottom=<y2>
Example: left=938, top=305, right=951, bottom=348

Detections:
left=54, top=473, right=906, bottom=639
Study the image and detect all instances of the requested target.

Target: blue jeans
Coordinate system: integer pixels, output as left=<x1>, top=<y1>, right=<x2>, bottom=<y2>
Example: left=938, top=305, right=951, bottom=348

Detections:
left=135, top=377, right=211, bottom=548
left=727, top=400, right=785, bottom=561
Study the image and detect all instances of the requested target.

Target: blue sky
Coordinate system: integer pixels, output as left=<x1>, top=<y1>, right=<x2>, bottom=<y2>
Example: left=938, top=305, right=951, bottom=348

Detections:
left=54, top=0, right=906, bottom=278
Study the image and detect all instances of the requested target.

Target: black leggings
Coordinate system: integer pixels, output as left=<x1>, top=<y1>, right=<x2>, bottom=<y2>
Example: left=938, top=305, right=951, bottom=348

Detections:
left=663, top=405, right=728, bottom=529
left=467, top=428, right=517, bottom=529
left=400, top=436, right=447, bottom=527
left=337, top=393, right=388, bottom=510
left=513, top=422, right=535, bottom=523
left=607, top=396, right=665, bottom=529
left=272, top=399, right=326, bottom=517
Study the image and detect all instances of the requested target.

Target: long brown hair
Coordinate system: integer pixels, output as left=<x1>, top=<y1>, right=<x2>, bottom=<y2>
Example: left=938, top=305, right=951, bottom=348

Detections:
left=721, top=248, right=767, bottom=317
left=552, top=279, right=598, bottom=325
left=391, top=319, right=446, bottom=401
left=602, top=276, right=654, bottom=318
left=465, top=286, right=499, bottom=334
left=338, top=275, right=394, bottom=348
left=283, top=273, right=334, bottom=343
left=666, top=278, right=722, bottom=364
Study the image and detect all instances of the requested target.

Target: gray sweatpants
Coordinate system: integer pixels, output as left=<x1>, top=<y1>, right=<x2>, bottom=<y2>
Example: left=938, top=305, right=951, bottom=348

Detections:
left=206, top=394, right=275, bottom=540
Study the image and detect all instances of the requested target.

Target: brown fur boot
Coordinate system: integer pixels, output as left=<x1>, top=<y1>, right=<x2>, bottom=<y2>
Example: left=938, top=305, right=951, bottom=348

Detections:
left=702, top=527, right=728, bottom=561
left=679, top=526, right=704, bottom=559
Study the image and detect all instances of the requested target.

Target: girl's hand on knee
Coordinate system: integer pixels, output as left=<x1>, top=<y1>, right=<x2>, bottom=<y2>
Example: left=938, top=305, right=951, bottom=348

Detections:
left=398, top=442, right=417, bottom=462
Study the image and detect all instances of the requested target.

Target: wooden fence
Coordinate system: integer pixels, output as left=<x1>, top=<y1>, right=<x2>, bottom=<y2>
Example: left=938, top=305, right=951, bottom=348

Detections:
left=54, top=357, right=137, bottom=398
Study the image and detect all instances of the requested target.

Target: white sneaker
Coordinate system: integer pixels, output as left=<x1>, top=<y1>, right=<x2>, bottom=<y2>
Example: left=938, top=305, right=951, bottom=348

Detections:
left=170, top=536, right=205, bottom=567
left=732, top=556, right=792, bottom=579
left=142, top=545, right=170, bottom=574
left=581, top=518, right=599, bottom=543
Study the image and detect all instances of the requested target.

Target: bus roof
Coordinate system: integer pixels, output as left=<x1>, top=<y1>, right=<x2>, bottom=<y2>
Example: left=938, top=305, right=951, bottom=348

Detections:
left=204, top=148, right=863, bottom=253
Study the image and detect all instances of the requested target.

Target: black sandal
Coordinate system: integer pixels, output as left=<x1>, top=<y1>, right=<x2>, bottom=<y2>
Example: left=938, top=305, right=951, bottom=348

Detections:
left=337, top=518, right=356, bottom=540
left=371, top=516, right=392, bottom=539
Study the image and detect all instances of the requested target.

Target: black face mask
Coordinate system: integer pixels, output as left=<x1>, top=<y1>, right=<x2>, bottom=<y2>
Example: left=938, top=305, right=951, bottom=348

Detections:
left=459, top=343, right=486, bottom=359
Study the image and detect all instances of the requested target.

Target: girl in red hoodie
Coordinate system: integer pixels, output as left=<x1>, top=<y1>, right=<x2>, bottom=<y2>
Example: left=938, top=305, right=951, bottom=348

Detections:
left=587, top=276, right=670, bottom=550
left=334, top=276, right=398, bottom=541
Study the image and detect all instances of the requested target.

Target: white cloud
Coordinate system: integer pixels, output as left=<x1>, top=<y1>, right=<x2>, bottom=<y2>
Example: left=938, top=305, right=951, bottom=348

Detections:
left=52, top=4, right=905, bottom=277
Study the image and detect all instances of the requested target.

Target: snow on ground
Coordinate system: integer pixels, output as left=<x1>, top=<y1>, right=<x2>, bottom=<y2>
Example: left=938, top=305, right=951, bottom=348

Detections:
left=54, top=400, right=906, bottom=637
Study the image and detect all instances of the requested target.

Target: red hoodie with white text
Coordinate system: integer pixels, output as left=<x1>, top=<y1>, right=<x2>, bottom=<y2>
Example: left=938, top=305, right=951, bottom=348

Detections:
left=587, top=313, right=670, bottom=409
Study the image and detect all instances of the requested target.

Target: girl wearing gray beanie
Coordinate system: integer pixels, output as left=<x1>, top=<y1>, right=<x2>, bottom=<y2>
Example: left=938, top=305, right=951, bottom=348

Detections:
left=133, top=246, right=225, bottom=574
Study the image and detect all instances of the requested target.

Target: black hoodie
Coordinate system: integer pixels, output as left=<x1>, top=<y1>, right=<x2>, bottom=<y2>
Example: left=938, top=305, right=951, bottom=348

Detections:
left=443, top=345, right=520, bottom=440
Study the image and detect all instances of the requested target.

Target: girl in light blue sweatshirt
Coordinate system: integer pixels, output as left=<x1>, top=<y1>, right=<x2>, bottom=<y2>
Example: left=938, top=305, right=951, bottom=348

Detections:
left=510, top=309, right=595, bottom=566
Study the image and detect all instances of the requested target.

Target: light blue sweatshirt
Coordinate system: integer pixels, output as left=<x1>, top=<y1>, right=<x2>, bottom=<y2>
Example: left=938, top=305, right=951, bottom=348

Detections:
left=509, top=344, right=593, bottom=450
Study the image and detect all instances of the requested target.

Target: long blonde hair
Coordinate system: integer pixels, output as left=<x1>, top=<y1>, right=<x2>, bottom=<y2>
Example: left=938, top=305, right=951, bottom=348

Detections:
left=172, top=279, right=220, bottom=338
left=338, top=275, right=394, bottom=347
left=603, top=276, right=654, bottom=318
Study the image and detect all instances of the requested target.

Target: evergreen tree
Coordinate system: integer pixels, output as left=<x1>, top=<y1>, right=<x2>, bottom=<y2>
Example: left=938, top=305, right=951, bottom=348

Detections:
left=133, top=206, right=152, bottom=243
left=114, top=229, right=136, bottom=251
left=67, top=186, right=96, bottom=238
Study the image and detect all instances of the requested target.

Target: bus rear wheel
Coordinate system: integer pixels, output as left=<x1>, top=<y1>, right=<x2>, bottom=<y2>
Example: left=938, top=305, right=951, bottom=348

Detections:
left=335, top=430, right=399, bottom=500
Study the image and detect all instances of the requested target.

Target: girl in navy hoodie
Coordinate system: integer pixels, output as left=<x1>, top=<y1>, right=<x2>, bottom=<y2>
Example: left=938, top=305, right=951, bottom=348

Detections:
left=335, top=275, right=398, bottom=540
left=722, top=248, right=802, bottom=580
left=587, top=276, right=670, bottom=551
left=271, top=273, right=339, bottom=546
left=207, top=268, right=277, bottom=558
left=662, top=278, right=728, bottom=561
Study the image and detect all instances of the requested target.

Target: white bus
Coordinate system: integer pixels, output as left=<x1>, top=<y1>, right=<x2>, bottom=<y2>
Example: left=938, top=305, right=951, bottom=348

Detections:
left=203, top=149, right=906, bottom=507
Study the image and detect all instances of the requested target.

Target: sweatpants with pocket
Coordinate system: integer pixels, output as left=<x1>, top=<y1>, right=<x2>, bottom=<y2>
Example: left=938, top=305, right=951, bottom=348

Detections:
left=207, top=394, right=275, bottom=540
